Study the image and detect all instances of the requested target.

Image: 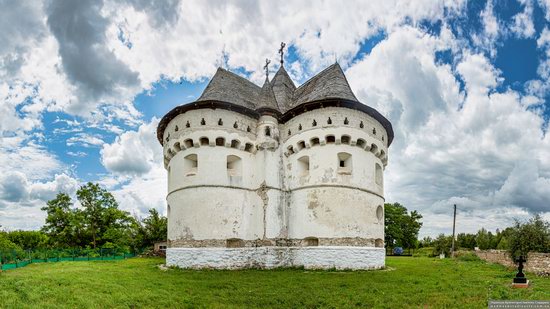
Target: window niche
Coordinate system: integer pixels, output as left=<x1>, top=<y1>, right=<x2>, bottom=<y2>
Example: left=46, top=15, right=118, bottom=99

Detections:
left=375, top=163, right=383, bottom=186
left=216, top=137, right=225, bottom=146
left=227, top=155, right=242, bottom=177
left=304, top=237, right=319, bottom=247
left=265, top=126, right=271, bottom=137
left=376, top=205, right=383, bottom=221
left=297, top=156, right=310, bottom=176
left=337, top=152, right=352, bottom=174
left=183, top=154, right=198, bottom=176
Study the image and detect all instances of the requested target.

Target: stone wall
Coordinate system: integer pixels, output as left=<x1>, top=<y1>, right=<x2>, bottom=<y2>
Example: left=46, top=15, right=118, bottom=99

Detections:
left=473, top=250, right=550, bottom=275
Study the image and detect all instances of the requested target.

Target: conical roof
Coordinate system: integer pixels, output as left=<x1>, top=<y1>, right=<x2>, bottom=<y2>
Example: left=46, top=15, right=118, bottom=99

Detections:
left=271, top=67, right=296, bottom=112
left=256, top=77, right=279, bottom=112
left=292, top=63, right=358, bottom=107
left=197, top=67, right=261, bottom=109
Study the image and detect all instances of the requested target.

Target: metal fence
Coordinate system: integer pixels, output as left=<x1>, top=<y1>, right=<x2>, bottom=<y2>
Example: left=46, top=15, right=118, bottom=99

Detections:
left=0, top=248, right=139, bottom=271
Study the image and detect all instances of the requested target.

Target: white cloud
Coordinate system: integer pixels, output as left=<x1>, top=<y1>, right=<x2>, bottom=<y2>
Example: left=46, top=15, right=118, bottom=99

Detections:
left=346, top=26, right=550, bottom=236
left=100, top=118, right=161, bottom=176
left=510, top=1, right=536, bottom=38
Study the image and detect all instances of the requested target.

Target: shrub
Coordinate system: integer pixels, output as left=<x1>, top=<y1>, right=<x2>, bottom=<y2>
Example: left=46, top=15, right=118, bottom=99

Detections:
left=454, top=251, right=481, bottom=262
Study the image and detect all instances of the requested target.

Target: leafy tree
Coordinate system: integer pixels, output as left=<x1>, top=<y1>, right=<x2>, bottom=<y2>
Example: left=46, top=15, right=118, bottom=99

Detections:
left=509, top=214, right=550, bottom=260
left=41, top=193, right=80, bottom=247
left=475, top=228, right=492, bottom=250
left=432, top=234, right=452, bottom=256
left=456, top=233, right=476, bottom=250
left=6, top=230, right=48, bottom=250
left=384, top=203, right=423, bottom=249
left=135, top=208, right=168, bottom=249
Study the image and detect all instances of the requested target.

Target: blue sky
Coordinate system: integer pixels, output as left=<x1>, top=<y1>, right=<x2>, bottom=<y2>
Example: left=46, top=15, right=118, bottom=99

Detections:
left=1, top=0, right=550, bottom=236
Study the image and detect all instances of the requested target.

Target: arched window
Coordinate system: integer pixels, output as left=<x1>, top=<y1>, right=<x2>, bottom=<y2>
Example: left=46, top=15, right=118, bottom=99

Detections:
left=227, top=155, right=242, bottom=176
left=199, top=137, right=209, bottom=146
left=247, top=126, right=251, bottom=133
left=297, top=141, right=306, bottom=150
left=233, top=121, right=238, bottom=129
left=173, top=142, right=181, bottom=152
left=375, top=163, right=383, bottom=186
left=310, top=137, right=320, bottom=146
left=376, top=205, right=383, bottom=221
left=175, top=125, right=179, bottom=131
left=370, top=143, right=379, bottom=155
left=184, top=139, right=194, bottom=148
left=183, top=154, right=198, bottom=176
left=337, top=152, right=352, bottom=174
left=312, top=119, right=317, bottom=127
left=244, top=143, right=254, bottom=153
left=344, top=117, right=349, bottom=125
left=327, top=117, right=332, bottom=124
left=216, top=137, right=225, bottom=146
left=326, top=135, right=335, bottom=144
left=341, top=135, right=351, bottom=144
left=230, top=139, right=240, bottom=149
left=356, top=139, right=366, bottom=148
left=297, top=156, right=310, bottom=176
left=298, top=124, right=302, bottom=130
left=185, top=121, right=190, bottom=128
left=200, top=118, right=206, bottom=125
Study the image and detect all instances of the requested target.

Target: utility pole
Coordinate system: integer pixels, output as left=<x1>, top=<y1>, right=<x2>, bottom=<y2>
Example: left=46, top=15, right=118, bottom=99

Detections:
left=451, top=204, right=457, bottom=257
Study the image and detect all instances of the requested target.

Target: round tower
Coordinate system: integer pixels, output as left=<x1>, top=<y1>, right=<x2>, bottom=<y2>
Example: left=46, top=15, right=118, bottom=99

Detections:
left=157, top=60, right=393, bottom=269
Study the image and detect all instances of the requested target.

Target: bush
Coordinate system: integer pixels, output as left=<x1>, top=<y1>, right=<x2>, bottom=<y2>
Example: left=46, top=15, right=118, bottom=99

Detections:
left=454, top=251, right=481, bottom=262
left=413, top=247, right=435, bottom=257
left=432, top=234, right=452, bottom=257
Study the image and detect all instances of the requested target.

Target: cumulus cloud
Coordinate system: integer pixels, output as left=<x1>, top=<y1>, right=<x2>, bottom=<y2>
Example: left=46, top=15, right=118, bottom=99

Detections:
left=347, top=26, right=550, bottom=236
left=100, top=118, right=161, bottom=176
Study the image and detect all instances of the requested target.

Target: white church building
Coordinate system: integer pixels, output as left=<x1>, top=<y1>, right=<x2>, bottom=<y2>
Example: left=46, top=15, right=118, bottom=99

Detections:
left=157, top=53, right=393, bottom=269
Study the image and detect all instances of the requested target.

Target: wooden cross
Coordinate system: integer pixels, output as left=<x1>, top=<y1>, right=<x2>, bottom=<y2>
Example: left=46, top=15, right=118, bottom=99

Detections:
left=279, top=42, right=286, bottom=65
left=264, top=58, right=271, bottom=79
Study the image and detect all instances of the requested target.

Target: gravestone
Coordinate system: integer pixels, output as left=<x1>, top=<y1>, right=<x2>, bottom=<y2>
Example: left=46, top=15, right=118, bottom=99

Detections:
left=512, top=256, right=529, bottom=288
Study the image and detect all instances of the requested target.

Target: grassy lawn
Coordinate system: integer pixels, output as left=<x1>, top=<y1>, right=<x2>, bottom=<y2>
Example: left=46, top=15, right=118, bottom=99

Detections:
left=0, top=257, right=548, bottom=308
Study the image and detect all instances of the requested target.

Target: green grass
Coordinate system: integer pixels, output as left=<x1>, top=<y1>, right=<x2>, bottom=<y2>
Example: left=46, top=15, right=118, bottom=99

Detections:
left=0, top=257, right=548, bottom=308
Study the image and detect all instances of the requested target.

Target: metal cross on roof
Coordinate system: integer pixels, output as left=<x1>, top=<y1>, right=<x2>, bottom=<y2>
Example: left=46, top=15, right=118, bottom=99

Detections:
left=279, top=42, right=286, bottom=66
left=264, top=58, right=271, bottom=79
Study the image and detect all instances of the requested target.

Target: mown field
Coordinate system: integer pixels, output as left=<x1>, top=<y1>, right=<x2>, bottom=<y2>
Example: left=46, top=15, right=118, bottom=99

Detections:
left=0, top=256, right=548, bottom=308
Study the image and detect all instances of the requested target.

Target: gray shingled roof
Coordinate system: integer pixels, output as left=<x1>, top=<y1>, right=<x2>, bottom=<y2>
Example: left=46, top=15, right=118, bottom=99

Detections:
left=292, top=63, right=358, bottom=107
left=256, top=78, right=279, bottom=111
left=271, top=67, right=296, bottom=112
left=197, top=67, right=261, bottom=110
left=195, top=63, right=358, bottom=113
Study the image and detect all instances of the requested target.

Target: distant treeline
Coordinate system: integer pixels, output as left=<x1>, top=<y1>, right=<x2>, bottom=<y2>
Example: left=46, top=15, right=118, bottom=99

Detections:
left=0, top=182, right=167, bottom=255
left=420, top=215, right=550, bottom=259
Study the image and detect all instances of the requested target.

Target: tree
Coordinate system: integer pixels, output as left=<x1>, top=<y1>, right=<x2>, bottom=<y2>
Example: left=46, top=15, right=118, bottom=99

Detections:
left=509, top=214, right=550, bottom=260
left=41, top=193, right=80, bottom=247
left=456, top=233, right=476, bottom=250
left=432, top=234, right=452, bottom=256
left=476, top=228, right=491, bottom=250
left=135, top=208, right=168, bottom=249
left=384, top=203, right=423, bottom=249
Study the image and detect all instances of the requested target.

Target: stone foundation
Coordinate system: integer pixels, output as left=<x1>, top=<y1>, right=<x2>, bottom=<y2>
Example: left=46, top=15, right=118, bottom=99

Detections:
left=166, top=246, right=385, bottom=270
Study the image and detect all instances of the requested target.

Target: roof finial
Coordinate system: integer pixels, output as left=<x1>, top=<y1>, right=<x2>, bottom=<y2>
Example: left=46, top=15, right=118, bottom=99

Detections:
left=279, top=42, right=286, bottom=67
left=263, top=58, right=271, bottom=80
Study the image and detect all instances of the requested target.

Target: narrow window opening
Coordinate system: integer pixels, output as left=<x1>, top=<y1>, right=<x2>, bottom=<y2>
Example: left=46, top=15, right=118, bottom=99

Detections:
left=360, top=121, right=364, bottom=129
left=298, top=124, right=302, bottom=131
left=265, top=126, right=271, bottom=136
left=185, top=121, right=190, bottom=128
left=287, top=145, right=295, bottom=155
left=312, top=119, right=317, bottom=127
left=326, top=135, right=335, bottom=144
left=337, top=152, right=352, bottom=174
left=344, top=117, right=349, bottom=125
left=184, top=139, right=193, bottom=148
left=310, top=137, right=320, bottom=146
left=244, top=143, right=253, bottom=153
left=304, top=237, right=319, bottom=247
left=166, top=134, right=170, bottom=142
left=288, top=129, right=291, bottom=135
left=183, top=154, right=198, bottom=176
left=375, top=163, right=383, bottom=186
left=327, top=117, right=332, bottom=124
left=174, top=142, right=181, bottom=152
left=230, top=139, right=240, bottom=149
left=218, top=118, right=223, bottom=126
left=216, top=137, right=225, bottom=146
left=247, top=126, right=251, bottom=133
left=227, top=155, right=242, bottom=176
left=200, top=137, right=209, bottom=146
left=341, top=135, right=351, bottom=144
left=372, top=127, right=377, bottom=135
left=175, top=125, right=179, bottom=131
left=376, top=205, right=383, bottom=221
left=370, top=143, right=379, bottom=154
left=200, top=118, right=206, bottom=125
left=357, top=139, right=366, bottom=148
left=233, top=121, right=238, bottom=129
left=297, top=156, right=310, bottom=176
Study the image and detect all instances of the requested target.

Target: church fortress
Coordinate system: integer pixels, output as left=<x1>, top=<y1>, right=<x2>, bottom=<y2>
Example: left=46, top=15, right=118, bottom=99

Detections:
left=157, top=50, right=393, bottom=269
